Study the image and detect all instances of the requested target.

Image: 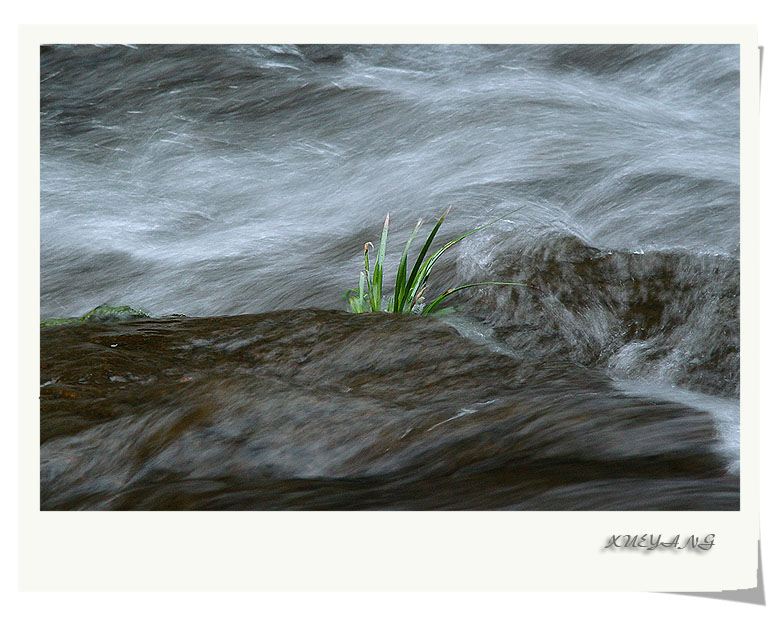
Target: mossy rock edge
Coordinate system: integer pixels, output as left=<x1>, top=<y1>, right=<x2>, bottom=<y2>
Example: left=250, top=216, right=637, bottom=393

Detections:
left=40, top=305, right=151, bottom=327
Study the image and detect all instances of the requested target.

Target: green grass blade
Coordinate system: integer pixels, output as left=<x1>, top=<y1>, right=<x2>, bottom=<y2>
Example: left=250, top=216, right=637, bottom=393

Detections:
left=344, top=288, right=358, bottom=304
left=358, top=270, right=367, bottom=311
left=407, top=206, right=525, bottom=306
left=426, top=205, right=525, bottom=268
left=362, top=242, right=373, bottom=309
left=363, top=242, right=372, bottom=276
left=345, top=270, right=370, bottom=313
left=370, top=213, right=389, bottom=311
left=421, top=281, right=528, bottom=314
left=351, top=296, right=370, bottom=313
left=402, top=206, right=451, bottom=310
left=392, top=218, right=422, bottom=313
left=428, top=306, right=455, bottom=316
left=345, top=205, right=524, bottom=315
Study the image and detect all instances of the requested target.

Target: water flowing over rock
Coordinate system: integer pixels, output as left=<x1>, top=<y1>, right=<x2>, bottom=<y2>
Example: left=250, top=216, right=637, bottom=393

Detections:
left=453, top=237, right=739, bottom=396
left=39, top=44, right=740, bottom=510
left=40, top=310, right=737, bottom=510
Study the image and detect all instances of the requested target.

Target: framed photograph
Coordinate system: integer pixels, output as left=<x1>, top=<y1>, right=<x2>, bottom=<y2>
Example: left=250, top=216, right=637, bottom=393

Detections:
left=22, top=25, right=760, bottom=592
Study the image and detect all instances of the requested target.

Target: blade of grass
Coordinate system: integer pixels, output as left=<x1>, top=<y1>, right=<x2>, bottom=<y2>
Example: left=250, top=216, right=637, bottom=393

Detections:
left=348, top=296, right=363, bottom=313
left=370, top=213, right=389, bottom=311
left=421, top=281, right=528, bottom=314
left=344, top=288, right=358, bottom=305
left=410, top=285, right=427, bottom=310
left=406, top=206, right=524, bottom=303
left=391, top=218, right=423, bottom=313
left=345, top=205, right=525, bottom=315
left=363, top=242, right=373, bottom=275
left=363, top=242, right=373, bottom=308
left=358, top=270, right=367, bottom=311
left=401, top=206, right=451, bottom=310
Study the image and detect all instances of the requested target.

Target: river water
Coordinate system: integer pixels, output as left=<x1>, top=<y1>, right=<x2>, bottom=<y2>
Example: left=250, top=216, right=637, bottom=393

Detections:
left=39, top=44, right=740, bottom=509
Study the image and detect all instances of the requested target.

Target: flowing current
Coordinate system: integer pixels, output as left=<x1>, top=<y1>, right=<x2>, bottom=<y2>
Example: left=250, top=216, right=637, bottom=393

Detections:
left=39, top=44, right=740, bottom=510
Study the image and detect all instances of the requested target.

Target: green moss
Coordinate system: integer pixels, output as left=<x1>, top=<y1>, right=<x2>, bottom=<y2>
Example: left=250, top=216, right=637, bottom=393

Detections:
left=39, top=317, right=82, bottom=327
left=40, top=304, right=150, bottom=328
left=80, top=305, right=150, bottom=322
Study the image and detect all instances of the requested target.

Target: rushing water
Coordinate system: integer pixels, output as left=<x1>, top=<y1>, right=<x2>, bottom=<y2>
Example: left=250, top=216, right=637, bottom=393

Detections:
left=39, top=44, right=740, bottom=509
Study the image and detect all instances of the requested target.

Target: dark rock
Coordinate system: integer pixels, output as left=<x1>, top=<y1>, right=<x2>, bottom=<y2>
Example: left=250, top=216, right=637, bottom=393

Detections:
left=40, top=309, right=737, bottom=510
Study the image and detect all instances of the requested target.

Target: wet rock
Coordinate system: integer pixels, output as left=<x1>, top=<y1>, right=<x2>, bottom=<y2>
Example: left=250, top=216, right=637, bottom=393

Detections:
left=40, top=309, right=737, bottom=510
left=457, top=236, right=739, bottom=396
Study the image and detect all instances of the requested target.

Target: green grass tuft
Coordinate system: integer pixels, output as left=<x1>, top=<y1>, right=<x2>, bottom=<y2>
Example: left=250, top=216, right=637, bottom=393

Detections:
left=345, top=208, right=527, bottom=315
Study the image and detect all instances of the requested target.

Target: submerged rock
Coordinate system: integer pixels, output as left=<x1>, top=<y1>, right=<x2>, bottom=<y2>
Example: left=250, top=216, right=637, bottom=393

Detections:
left=456, top=236, right=739, bottom=397
left=40, top=309, right=738, bottom=510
